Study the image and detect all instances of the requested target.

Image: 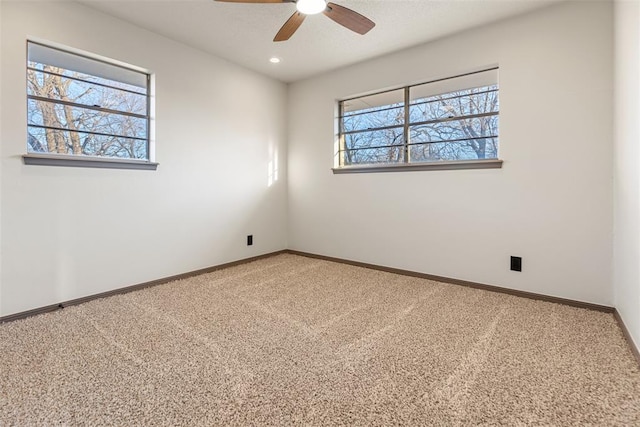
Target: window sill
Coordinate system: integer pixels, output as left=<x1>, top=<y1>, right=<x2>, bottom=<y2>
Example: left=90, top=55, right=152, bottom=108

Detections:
left=332, top=159, right=503, bottom=174
left=23, top=154, right=159, bottom=170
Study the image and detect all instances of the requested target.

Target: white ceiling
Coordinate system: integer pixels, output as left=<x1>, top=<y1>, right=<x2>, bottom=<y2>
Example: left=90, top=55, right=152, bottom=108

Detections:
left=76, top=0, right=561, bottom=82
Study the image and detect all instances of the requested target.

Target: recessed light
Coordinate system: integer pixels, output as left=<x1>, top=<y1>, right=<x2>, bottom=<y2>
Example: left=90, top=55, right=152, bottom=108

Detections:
left=269, top=57, right=281, bottom=64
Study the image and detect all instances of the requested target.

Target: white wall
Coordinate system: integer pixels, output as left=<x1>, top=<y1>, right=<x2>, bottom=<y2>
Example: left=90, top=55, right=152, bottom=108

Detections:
left=0, top=0, right=621, bottom=318
left=288, top=1, right=614, bottom=305
left=614, top=0, right=640, bottom=352
left=0, top=1, right=288, bottom=316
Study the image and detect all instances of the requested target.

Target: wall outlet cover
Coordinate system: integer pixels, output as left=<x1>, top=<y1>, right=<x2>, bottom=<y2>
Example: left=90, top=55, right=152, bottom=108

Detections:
left=510, top=256, right=522, bottom=272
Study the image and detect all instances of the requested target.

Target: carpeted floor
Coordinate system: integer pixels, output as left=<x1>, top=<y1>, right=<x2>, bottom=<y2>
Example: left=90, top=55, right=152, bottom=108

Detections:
left=1, top=254, right=639, bottom=426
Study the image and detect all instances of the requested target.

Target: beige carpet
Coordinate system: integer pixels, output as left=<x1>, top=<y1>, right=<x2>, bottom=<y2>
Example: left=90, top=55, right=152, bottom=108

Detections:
left=1, top=254, right=639, bottom=426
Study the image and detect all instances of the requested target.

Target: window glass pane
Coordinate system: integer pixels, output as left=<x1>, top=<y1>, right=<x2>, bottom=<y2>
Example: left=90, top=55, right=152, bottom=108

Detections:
left=28, top=126, right=148, bottom=159
left=28, top=42, right=146, bottom=90
left=342, top=146, right=405, bottom=166
left=28, top=99, right=147, bottom=140
left=409, top=86, right=498, bottom=123
left=344, top=127, right=404, bottom=151
left=410, top=69, right=498, bottom=102
left=343, top=106, right=404, bottom=133
left=342, top=90, right=404, bottom=134
left=28, top=62, right=145, bottom=95
left=342, top=89, right=404, bottom=115
left=410, top=116, right=499, bottom=147
left=409, top=138, right=498, bottom=162
left=27, top=69, right=147, bottom=115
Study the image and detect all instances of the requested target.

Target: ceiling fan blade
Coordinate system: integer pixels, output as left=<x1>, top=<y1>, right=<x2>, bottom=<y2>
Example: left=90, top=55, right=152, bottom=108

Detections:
left=215, top=0, right=289, bottom=3
left=323, top=2, right=375, bottom=35
left=274, top=11, right=306, bottom=42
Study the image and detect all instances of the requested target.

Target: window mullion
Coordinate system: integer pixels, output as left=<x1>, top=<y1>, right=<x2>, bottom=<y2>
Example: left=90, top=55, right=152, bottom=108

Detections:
left=403, top=86, right=410, bottom=164
left=146, top=74, right=151, bottom=160
left=338, top=101, right=345, bottom=166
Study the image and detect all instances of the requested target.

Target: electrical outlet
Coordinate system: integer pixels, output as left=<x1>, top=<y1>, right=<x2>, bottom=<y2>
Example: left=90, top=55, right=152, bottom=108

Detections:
left=510, top=256, right=522, bottom=272
left=247, top=235, right=253, bottom=246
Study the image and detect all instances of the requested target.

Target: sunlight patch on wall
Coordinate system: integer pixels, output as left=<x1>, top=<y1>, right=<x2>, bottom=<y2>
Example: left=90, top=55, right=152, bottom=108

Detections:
left=268, top=148, right=279, bottom=187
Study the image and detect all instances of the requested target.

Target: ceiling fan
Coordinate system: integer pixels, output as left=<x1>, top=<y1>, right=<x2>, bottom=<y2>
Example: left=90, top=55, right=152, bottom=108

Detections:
left=215, top=0, right=375, bottom=42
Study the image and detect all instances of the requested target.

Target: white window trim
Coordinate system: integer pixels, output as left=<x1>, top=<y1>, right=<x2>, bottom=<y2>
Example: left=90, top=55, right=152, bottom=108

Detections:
left=335, top=67, right=501, bottom=172
left=332, top=159, right=502, bottom=174
left=23, top=153, right=158, bottom=170
left=25, top=40, right=155, bottom=170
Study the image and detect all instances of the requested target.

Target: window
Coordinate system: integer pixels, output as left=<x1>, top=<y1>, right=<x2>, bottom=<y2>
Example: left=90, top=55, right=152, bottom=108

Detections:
left=337, top=68, right=501, bottom=172
left=25, top=41, right=155, bottom=170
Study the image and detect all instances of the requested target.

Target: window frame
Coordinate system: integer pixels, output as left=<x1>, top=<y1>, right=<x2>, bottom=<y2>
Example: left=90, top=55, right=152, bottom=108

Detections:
left=334, top=68, right=503, bottom=173
left=23, top=40, right=157, bottom=170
